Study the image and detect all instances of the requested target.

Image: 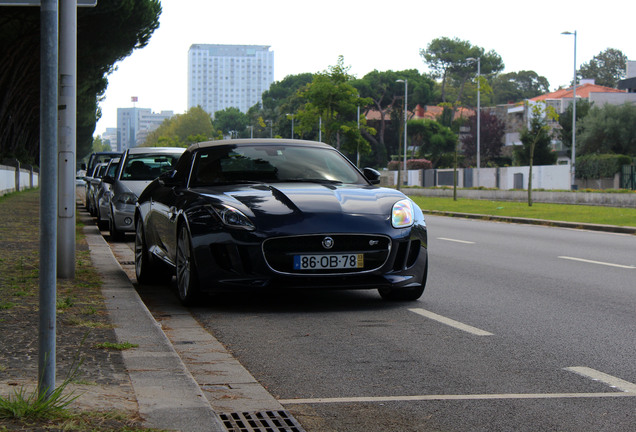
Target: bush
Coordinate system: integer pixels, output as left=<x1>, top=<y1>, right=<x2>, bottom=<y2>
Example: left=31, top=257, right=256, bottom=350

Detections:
left=576, top=154, right=632, bottom=179
left=387, top=159, right=433, bottom=170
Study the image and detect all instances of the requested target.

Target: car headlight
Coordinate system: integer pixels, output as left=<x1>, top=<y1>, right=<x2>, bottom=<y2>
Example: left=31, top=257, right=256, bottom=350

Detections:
left=392, top=199, right=414, bottom=228
left=116, top=192, right=138, bottom=205
left=211, top=204, right=255, bottom=231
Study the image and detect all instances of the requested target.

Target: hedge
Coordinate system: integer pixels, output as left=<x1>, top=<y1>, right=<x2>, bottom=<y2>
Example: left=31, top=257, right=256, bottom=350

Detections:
left=576, top=154, right=633, bottom=179
left=387, top=159, right=433, bottom=170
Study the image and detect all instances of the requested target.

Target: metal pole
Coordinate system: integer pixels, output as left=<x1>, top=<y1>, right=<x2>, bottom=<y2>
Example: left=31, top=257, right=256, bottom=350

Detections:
left=58, top=0, right=76, bottom=278
left=476, top=58, right=481, bottom=188
left=319, top=116, right=322, bottom=142
left=572, top=31, right=577, bottom=190
left=403, top=79, right=408, bottom=186
left=356, top=105, right=360, bottom=167
left=39, top=0, right=58, bottom=398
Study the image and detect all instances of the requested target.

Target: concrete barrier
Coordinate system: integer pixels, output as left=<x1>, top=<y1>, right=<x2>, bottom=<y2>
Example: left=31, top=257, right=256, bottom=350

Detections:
left=405, top=188, right=636, bottom=208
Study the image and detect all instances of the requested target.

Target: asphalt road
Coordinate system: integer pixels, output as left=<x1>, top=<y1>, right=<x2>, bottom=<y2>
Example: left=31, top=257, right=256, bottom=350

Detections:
left=185, top=216, right=636, bottom=432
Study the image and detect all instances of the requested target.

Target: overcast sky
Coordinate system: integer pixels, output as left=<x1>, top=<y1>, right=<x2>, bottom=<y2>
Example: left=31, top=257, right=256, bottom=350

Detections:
left=95, top=0, right=634, bottom=135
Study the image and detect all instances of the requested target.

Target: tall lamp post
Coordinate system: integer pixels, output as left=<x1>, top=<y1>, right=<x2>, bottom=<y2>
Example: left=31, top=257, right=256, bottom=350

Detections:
left=286, top=113, right=295, bottom=138
left=396, top=79, right=408, bottom=189
left=467, top=57, right=480, bottom=187
left=561, top=30, right=577, bottom=190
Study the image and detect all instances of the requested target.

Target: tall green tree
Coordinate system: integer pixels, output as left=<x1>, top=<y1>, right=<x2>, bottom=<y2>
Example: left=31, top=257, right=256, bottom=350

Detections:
left=352, top=69, right=435, bottom=167
left=579, top=48, right=627, bottom=88
left=297, top=56, right=373, bottom=155
left=144, top=106, right=218, bottom=147
left=420, top=37, right=504, bottom=104
left=577, top=103, right=636, bottom=156
left=0, top=1, right=161, bottom=164
left=490, top=71, right=550, bottom=105
left=214, top=107, right=249, bottom=137
left=557, top=99, right=592, bottom=158
left=408, top=118, right=457, bottom=168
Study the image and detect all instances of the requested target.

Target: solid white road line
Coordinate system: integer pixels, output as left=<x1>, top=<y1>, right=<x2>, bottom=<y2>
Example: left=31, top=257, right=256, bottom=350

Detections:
left=408, top=308, right=493, bottom=336
left=558, top=256, right=636, bottom=269
left=565, top=367, right=636, bottom=393
left=279, top=392, right=636, bottom=405
left=437, top=237, right=476, bottom=244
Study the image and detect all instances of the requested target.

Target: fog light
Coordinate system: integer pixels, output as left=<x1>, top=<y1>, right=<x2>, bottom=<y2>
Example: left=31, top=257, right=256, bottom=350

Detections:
left=124, top=217, right=133, bottom=226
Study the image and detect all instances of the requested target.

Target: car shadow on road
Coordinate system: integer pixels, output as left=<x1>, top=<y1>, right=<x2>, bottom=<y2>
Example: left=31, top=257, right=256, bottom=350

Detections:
left=134, top=281, right=421, bottom=315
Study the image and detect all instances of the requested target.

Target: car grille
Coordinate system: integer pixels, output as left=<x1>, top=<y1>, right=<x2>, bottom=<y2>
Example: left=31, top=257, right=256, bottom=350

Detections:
left=263, top=234, right=391, bottom=275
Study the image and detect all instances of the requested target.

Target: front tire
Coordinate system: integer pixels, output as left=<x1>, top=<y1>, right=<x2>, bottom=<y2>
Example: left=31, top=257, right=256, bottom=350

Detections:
left=176, top=223, right=200, bottom=306
left=378, top=261, right=428, bottom=301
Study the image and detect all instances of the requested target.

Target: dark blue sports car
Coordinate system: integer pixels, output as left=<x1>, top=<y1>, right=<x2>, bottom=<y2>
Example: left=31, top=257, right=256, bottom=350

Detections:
left=134, top=139, right=428, bottom=305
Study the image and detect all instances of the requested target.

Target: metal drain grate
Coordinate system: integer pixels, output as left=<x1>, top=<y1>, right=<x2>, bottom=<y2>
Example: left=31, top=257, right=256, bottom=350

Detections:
left=120, top=260, right=135, bottom=265
left=219, top=410, right=305, bottom=432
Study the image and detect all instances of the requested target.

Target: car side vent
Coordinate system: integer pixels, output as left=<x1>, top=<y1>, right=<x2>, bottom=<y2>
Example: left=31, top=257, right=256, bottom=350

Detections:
left=393, top=239, right=421, bottom=271
left=406, top=239, right=421, bottom=268
left=210, top=244, right=253, bottom=274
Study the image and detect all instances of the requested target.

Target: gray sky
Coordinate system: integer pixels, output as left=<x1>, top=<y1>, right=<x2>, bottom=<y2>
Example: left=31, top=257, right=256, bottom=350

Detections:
left=96, top=0, right=634, bottom=135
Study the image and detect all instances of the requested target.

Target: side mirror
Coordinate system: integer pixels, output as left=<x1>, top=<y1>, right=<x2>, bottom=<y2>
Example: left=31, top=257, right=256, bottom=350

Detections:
left=81, top=163, right=86, bottom=170
left=158, top=170, right=179, bottom=186
left=363, top=167, right=381, bottom=185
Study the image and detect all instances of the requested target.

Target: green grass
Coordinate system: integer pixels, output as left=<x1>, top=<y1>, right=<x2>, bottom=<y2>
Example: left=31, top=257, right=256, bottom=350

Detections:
left=410, top=196, right=636, bottom=227
left=94, top=342, right=138, bottom=350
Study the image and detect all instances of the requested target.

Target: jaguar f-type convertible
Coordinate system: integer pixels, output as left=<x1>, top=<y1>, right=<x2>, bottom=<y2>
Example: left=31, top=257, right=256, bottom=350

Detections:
left=134, top=139, right=428, bottom=305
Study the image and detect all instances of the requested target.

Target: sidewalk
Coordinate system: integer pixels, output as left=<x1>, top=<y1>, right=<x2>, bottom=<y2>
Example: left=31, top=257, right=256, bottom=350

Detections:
left=0, top=190, right=295, bottom=432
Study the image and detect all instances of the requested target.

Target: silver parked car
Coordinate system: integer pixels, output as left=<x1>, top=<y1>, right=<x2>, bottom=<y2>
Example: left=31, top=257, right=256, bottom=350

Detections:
left=103, top=147, right=185, bottom=241
left=95, top=157, right=120, bottom=231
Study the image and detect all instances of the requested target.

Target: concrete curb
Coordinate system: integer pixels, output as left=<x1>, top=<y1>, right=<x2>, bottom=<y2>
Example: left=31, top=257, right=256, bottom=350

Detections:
left=83, top=223, right=227, bottom=432
left=422, top=210, right=636, bottom=235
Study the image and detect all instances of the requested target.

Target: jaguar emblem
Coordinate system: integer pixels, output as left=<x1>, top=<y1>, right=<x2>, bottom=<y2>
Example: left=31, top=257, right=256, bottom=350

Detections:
left=322, top=236, right=334, bottom=249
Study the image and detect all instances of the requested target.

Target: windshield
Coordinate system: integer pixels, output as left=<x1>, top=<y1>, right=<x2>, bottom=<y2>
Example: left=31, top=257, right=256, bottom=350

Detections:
left=190, top=144, right=365, bottom=187
left=121, top=154, right=181, bottom=181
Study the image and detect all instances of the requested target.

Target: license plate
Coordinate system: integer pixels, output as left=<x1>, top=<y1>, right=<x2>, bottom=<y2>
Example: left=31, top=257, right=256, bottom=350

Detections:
left=293, top=253, right=364, bottom=270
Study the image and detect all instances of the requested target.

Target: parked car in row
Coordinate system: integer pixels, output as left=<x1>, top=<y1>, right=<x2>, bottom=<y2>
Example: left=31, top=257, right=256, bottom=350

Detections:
left=82, top=151, right=121, bottom=211
left=102, top=147, right=185, bottom=240
left=86, top=162, right=108, bottom=217
left=134, top=139, right=428, bottom=305
left=95, top=157, right=120, bottom=231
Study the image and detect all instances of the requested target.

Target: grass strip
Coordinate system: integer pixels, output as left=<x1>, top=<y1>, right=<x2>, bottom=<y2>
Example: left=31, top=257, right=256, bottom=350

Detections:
left=410, top=196, right=636, bottom=227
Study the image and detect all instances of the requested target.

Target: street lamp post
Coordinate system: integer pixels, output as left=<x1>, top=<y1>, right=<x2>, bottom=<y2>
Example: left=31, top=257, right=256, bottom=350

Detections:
left=467, top=57, right=480, bottom=187
left=286, top=113, right=295, bottom=138
left=396, top=79, right=408, bottom=188
left=562, top=30, right=577, bottom=190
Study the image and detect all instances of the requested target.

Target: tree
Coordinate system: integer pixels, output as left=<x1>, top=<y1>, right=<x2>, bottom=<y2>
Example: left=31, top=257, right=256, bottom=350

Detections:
left=297, top=56, right=373, bottom=155
left=352, top=69, right=435, bottom=167
left=0, top=1, right=161, bottom=164
left=144, top=106, right=218, bottom=147
left=579, top=48, right=627, bottom=88
left=214, top=107, right=249, bottom=137
left=91, top=135, right=113, bottom=153
left=514, top=103, right=558, bottom=205
left=490, top=71, right=550, bottom=105
left=407, top=118, right=457, bottom=168
left=557, top=99, right=592, bottom=158
left=420, top=37, right=504, bottom=104
left=577, top=103, right=636, bottom=156
left=461, top=111, right=505, bottom=167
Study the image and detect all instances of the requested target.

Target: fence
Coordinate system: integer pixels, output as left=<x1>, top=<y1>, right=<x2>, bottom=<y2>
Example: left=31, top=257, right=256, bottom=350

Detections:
left=1, top=162, right=39, bottom=195
left=381, top=164, right=571, bottom=190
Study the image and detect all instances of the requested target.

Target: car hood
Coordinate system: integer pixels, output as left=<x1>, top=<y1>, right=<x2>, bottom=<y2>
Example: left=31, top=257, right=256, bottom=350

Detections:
left=195, top=182, right=409, bottom=232
left=118, top=180, right=154, bottom=198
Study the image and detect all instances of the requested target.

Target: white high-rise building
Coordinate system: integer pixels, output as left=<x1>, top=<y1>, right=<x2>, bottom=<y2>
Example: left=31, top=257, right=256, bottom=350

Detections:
left=188, top=44, right=274, bottom=116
